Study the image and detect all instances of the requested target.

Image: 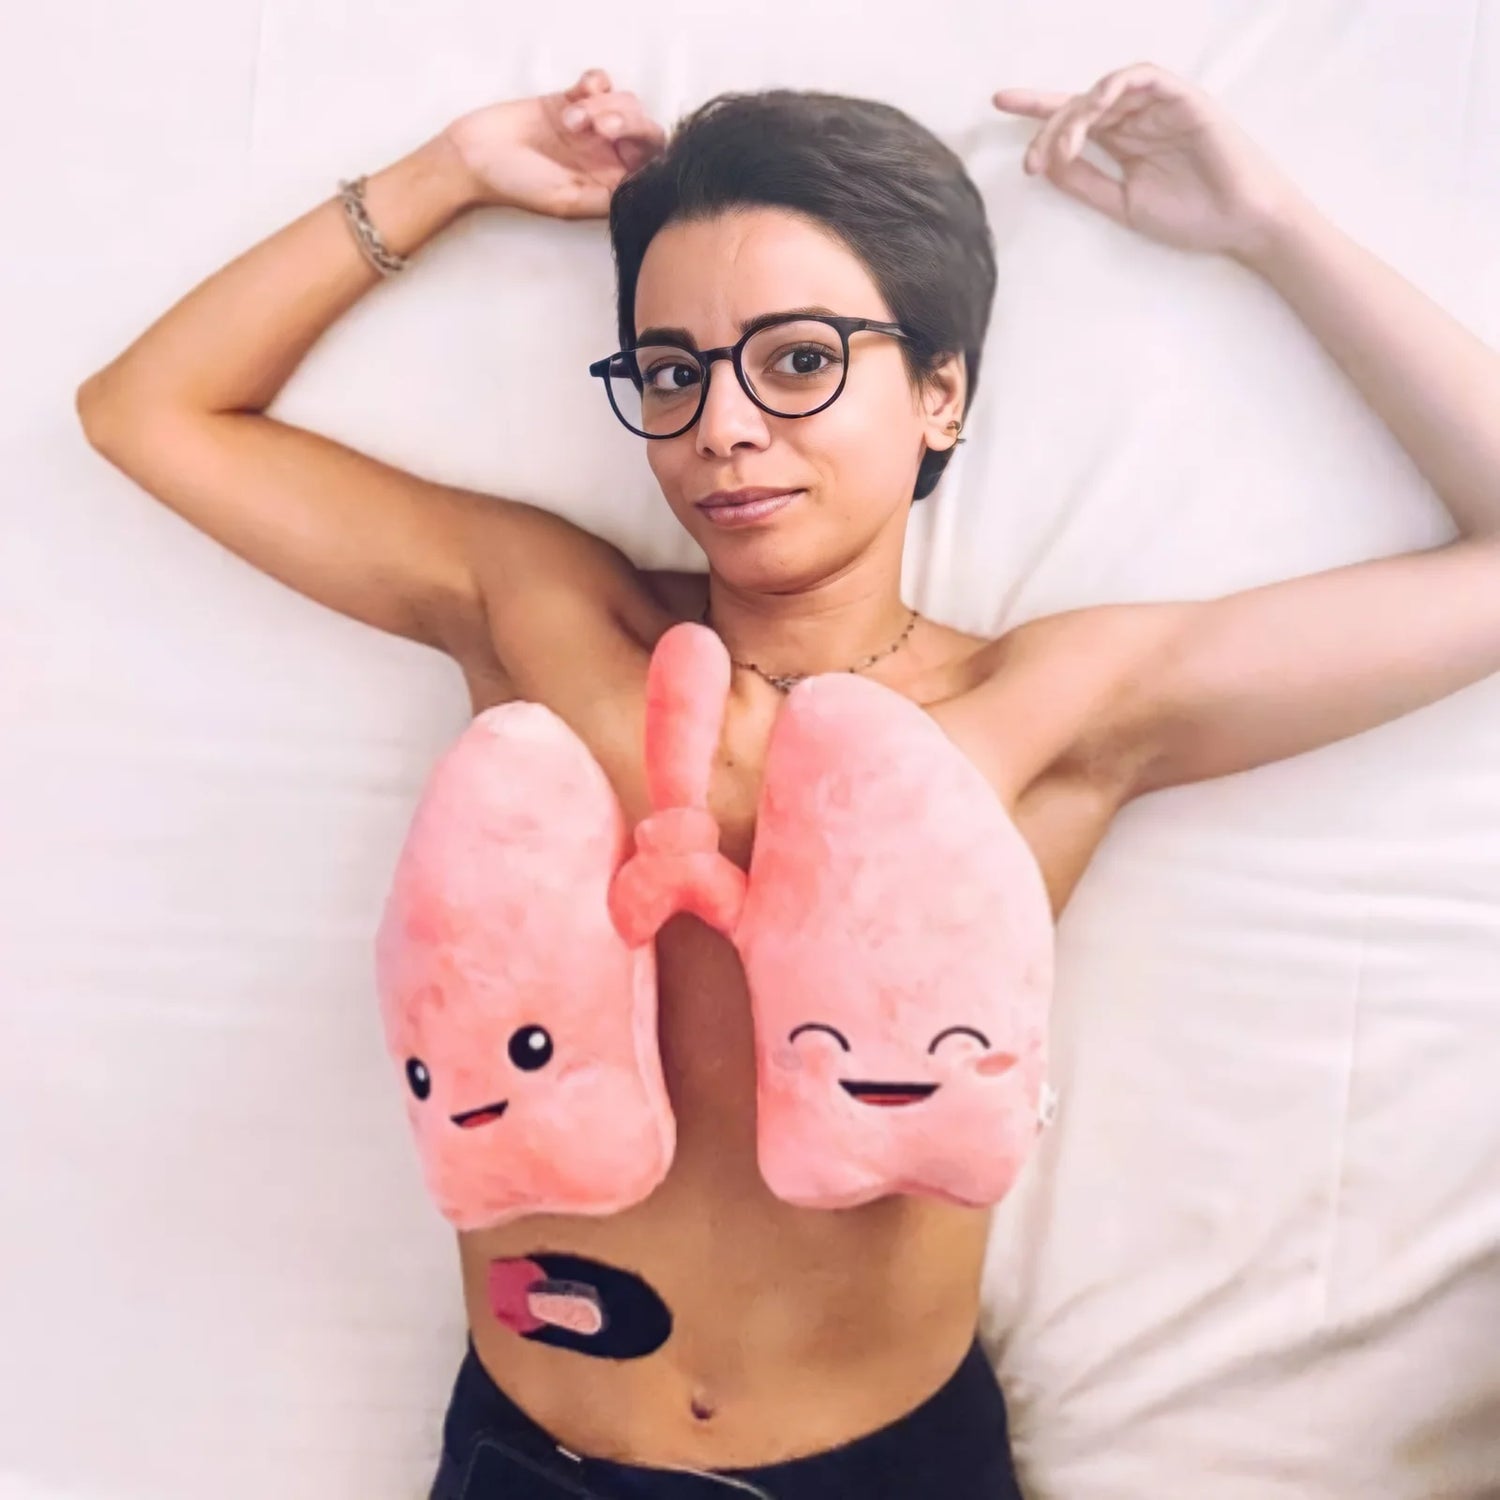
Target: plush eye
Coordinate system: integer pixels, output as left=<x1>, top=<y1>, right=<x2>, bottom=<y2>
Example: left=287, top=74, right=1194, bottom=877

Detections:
left=405, top=1057, right=432, bottom=1100
left=927, top=1025, right=991, bottom=1055
left=787, top=1022, right=852, bottom=1051
left=508, top=1025, right=554, bottom=1071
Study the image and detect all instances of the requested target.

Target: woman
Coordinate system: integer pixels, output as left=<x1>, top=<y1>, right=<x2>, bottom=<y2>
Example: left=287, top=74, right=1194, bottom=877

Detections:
left=76, top=59, right=1500, bottom=1499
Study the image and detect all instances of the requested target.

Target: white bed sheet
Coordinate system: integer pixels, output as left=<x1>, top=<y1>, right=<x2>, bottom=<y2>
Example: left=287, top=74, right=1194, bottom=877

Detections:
left=5, top=2, right=1500, bottom=1496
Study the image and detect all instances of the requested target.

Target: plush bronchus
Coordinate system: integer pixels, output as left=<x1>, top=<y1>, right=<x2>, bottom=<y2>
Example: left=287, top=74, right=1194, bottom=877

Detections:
left=377, top=621, right=1054, bottom=1229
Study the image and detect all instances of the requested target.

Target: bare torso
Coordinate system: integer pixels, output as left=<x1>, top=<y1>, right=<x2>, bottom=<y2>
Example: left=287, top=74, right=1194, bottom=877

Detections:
left=449, top=566, right=1123, bottom=1468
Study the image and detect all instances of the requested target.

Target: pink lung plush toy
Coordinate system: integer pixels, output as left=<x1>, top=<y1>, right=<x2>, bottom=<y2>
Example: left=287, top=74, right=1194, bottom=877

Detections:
left=376, top=621, right=1054, bottom=1229
left=731, top=663, right=1054, bottom=1209
left=374, top=702, right=674, bottom=1230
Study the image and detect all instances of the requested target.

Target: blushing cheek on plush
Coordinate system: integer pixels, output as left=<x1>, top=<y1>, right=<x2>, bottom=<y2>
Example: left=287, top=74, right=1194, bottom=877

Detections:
left=974, top=1049, right=1021, bottom=1078
left=770, top=1042, right=803, bottom=1074
left=768, top=1039, right=844, bottom=1081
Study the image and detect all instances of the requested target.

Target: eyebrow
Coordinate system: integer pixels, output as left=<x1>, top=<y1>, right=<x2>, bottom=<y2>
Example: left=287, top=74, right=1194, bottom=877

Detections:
left=633, top=305, right=842, bottom=350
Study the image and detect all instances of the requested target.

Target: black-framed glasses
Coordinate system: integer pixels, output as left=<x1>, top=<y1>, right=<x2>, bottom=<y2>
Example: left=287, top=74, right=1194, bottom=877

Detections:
left=588, top=313, right=912, bottom=440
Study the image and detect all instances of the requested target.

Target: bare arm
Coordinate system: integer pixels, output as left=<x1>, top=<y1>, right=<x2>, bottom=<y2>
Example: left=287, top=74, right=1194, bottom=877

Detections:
left=75, top=72, right=666, bottom=662
left=990, top=64, right=1500, bottom=799
left=1122, top=187, right=1500, bottom=795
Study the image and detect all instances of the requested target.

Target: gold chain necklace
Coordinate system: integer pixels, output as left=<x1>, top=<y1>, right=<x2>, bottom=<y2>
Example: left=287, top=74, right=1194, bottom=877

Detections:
left=698, top=601, right=921, bottom=694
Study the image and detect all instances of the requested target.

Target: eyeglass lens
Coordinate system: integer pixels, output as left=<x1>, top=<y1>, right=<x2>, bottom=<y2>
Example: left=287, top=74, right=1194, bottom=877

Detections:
left=608, top=319, right=848, bottom=437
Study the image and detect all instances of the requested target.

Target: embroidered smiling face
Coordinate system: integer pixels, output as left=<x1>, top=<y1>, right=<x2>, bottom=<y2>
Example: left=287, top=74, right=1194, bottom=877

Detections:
left=747, top=911, right=1050, bottom=1210
left=401, top=1013, right=555, bottom=1133
left=784, top=1020, right=1020, bottom=1107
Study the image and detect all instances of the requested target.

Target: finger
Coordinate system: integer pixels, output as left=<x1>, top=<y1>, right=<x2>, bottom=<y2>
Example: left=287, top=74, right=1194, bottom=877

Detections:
left=991, top=87, right=1071, bottom=118
left=1015, top=67, right=1138, bottom=172
left=1087, top=82, right=1160, bottom=142
left=565, top=68, right=612, bottom=102
left=563, top=92, right=668, bottom=154
left=1023, top=95, right=1086, bottom=174
left=1076, top=61, right=1193, bottom=140
left=1040, top=74, right=1128, bottom=170
left=1038, top=72, right=1161, bottom=176
left=596, top=106, right=667, bottom=154
left=1060, top=72, right=1164, bottom=159
left=560, top=90, right=638, bottom=132
left=1035, top=71, right=1134, bottom=172
left=560, top=92, right=617, bottom=132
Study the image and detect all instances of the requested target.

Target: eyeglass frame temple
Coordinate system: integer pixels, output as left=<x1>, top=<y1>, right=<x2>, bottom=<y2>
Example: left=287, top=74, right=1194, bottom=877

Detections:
left=587, top=315, right=911, bottom=439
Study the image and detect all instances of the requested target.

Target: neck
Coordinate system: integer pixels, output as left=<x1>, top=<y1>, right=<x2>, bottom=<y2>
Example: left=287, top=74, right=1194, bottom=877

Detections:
left=703, top=572, right=916, bottom=687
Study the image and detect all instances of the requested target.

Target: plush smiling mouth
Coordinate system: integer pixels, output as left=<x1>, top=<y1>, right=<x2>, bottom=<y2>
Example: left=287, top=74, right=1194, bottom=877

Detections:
left=839, top=1081, right=939, bottom=1107
left=451, top=1100, right=509, bottom=1129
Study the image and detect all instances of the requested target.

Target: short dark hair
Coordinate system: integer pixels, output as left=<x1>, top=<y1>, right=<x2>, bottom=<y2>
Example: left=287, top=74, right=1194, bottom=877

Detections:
left=608, top=89, right=997, bottom=502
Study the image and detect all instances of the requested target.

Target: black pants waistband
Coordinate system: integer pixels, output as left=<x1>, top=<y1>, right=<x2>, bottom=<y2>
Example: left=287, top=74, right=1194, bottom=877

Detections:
left=432, top=1335, right=1021, bottom=1500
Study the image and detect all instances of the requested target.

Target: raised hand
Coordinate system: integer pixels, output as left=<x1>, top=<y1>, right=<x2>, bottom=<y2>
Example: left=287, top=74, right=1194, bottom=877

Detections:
left=444, top=68, right=667, bottom=220
left=993, top=61, right=1297, bottom=261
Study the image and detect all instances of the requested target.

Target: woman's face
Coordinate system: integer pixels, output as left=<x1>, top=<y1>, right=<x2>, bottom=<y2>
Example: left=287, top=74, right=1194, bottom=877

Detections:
left=632, top=207, right=964, bottom=594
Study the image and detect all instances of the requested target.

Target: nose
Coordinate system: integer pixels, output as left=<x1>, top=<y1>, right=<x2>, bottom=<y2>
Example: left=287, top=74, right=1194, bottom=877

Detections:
left=694, top=357, right=771, bottom=458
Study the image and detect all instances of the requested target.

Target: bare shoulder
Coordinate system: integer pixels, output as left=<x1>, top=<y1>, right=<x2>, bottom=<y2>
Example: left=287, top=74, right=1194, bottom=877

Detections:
left=923, top=603, right=1192, bottom=915
left=950, top=601, right=1189, bottom=799
left=447, top=499, right=675, bottom=716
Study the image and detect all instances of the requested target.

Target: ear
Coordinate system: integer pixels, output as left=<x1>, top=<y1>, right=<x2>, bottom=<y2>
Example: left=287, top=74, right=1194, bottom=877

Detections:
left=918, top=351, right=968, bottom=452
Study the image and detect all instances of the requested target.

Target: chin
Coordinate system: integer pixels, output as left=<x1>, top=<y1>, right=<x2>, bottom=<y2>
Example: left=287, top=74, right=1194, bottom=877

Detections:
left=705, top=537, right=835, bottom=598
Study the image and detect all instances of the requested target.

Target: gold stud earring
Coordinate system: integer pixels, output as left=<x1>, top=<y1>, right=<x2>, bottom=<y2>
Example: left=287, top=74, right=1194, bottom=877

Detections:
left=945, top=419, right=966, bottom=447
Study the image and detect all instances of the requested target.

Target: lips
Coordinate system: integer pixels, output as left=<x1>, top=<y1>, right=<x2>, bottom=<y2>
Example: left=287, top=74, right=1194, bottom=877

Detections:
left=694, top=488, right=803, bottom=528
left=451, top=1100, right=509, bottom=1129
left=839, top=1080, right=939, bottom=1107
left=696, top=485, right=802, bottom=508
